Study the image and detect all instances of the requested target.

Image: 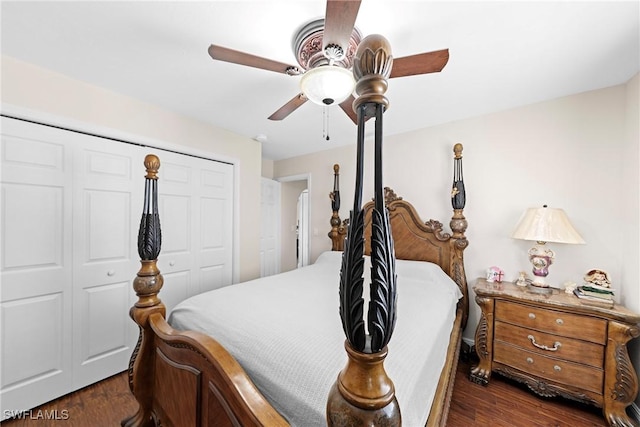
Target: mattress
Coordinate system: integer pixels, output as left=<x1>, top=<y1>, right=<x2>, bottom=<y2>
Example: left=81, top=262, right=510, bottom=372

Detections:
left=169, top=251, right=462, bottom=426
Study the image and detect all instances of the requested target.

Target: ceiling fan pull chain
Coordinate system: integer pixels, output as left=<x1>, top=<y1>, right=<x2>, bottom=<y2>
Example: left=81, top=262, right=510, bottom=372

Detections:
left=323, top=106, right=330, bottom=141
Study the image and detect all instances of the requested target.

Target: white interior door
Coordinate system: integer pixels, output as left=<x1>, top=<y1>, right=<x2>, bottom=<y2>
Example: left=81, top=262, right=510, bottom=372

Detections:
left=260, top=178, right=281, bottom=277
left=72, top=137, right=142, bottom=390
left=297, top=189, right=310, bottom=268
left=0, top=118, right=74, bottom=417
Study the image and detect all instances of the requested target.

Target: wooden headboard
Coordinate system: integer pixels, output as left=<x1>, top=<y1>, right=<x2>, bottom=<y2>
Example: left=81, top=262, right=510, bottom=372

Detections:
left=363, top=187, right=469, bottom=328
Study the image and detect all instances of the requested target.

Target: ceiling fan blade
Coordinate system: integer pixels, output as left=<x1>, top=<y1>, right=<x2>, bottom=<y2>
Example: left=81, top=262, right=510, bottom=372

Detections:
left=268, top=93, right=308, bottom=121
left=208, top=45, right=301, bottom=75
left=390, top=49, right=449, bottom=78
left=323, top=0, right=362, bottom=53
left=339, top=95, right=357, bottom=124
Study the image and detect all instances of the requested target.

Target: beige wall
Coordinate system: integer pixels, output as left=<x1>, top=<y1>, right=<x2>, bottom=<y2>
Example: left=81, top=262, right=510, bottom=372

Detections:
left=274, top=79, right=638, bottom=345
left=1, top=55, right=263, bottom=283
left=622, top=73, right=640, bottom=407
left=262, top=158, right=274, bottom=179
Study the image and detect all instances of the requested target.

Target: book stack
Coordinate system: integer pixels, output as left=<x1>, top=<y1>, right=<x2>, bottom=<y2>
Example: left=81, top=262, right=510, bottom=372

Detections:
left=573, top=283, right=615, bottom=307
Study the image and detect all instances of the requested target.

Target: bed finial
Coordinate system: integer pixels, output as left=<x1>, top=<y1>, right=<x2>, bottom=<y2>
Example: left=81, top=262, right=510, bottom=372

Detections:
left=453, top=142, right=463, bottom=159
left=450, top=143, right=466, bottom=233
left=144, top=154, right=160, bottom=180
left=352, top=34, right=392, bottom=116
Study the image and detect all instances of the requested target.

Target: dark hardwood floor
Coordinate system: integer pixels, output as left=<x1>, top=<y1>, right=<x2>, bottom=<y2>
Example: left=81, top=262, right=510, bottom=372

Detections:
left=1, top=352, right=609, bottom=426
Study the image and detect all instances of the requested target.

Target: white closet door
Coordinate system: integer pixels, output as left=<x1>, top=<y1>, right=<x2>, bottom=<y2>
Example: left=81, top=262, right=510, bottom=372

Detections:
left=260, top=178, right=281, bottom=277
left=0, top=118, right=74, bottom=418
left=71, top=137, right=142, bottom=389
left=155, top=151, right=196, bottom=313
left=0, top=117, right=235, bottom=416
left=191, top=156, right=233, bottom=293
left=155, top=150, right=233, bottom=310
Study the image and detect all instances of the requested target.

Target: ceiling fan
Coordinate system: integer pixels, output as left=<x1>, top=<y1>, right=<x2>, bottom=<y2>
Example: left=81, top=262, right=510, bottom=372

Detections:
left=207, top=0, right=449, bottom=124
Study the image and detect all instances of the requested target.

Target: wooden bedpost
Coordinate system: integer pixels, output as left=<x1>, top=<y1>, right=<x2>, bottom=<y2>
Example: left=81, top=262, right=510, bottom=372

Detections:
left=450, top=143, right=469, bottom=329
left=327, top=34, right=401, bottom=426
left=122, top=154, right=164, bottom=427
left=329, top=164, right=348, bottom=251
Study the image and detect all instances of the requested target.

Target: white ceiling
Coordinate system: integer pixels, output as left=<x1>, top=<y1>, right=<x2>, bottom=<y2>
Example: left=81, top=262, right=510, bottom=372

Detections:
left=1, top=1, right=638, bottom=160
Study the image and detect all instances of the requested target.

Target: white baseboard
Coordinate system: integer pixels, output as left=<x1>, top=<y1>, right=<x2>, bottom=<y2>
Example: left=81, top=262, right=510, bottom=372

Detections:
left=629, top=402, right=640, bottom=424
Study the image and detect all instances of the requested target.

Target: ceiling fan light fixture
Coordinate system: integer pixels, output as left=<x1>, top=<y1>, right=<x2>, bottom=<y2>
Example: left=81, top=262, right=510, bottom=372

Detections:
left=300, top=66, right=355, bottom=106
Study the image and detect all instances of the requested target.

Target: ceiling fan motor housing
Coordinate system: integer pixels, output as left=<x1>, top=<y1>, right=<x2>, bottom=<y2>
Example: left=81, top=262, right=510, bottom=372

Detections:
left=293, top=19, right=362, bottom=70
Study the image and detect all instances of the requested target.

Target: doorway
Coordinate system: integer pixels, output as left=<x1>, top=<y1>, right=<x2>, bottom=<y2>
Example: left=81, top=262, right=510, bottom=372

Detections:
left=278, top=175, right=310, bottom=272
left=296, top=189, right=309, bottom=268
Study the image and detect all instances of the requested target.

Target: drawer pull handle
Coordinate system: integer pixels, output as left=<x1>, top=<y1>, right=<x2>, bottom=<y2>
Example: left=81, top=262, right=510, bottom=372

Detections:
left=169, top=260, right=176, bottom=266
left=556, top=318, right=564, bottom=325
left=527, top=335, right=561, bottom=352
left=554, top=365, right=562, bottom=372
left=107, top=270, right=115, bottom=276
left=526, top=357, right=534, bottom=364
left=528, top=313, right=536, bottom=319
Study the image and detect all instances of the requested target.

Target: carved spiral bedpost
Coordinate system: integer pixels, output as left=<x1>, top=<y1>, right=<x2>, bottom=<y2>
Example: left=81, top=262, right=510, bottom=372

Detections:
left=327, top=34, right=401, bottom=426
left=450, top=143, right=469, bottom=329
left=122, top=155, right=164, bottom=427
left=329, top=164, right=348, bottom=251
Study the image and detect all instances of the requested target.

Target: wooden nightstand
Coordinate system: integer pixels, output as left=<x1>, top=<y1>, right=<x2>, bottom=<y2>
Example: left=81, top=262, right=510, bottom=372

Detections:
left=470, top=278, right=640, bottom=427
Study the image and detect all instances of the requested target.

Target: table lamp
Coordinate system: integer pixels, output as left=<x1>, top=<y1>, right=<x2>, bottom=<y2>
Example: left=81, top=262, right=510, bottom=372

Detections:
left=511, top=205, right=585, bottom=292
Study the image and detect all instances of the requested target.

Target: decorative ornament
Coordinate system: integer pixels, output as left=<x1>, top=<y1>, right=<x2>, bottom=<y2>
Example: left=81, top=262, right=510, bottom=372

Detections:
left=486, top=266, right=504, bottom=283
left=583, top=269, right=611, bottom=288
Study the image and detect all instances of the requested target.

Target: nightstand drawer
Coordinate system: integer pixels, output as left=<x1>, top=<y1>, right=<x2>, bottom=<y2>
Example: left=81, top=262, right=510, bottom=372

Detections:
left=495, top=300, right=607, bottom=344
left=494, top=321, right=605, bottom=368
left=494, top=341, right=604, bottom=395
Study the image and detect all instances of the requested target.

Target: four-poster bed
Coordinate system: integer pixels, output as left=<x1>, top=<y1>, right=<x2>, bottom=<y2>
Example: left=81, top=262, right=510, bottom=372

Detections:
left=123, top=35, right=469, bottom=427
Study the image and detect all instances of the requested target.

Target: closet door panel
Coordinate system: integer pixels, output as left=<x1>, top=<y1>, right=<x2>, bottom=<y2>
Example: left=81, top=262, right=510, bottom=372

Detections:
left=1, top=184, right=66, bottom=300
left=156, top=156, right=196, bottom=303
left=160, top=270, right=191, bottom=315
left=155, top=152, right=233, bottom=298
left=197, top=161, right=233, bottom=293
left=72, top=141, right=142, bottom=389
left=80, top=281, right=130, bottom=362
left=0, top=118, right=73, bottom=419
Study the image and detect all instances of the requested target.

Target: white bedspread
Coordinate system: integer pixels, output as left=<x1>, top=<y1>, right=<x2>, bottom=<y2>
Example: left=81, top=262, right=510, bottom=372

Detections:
left=169, top=251, right=462, bottom=426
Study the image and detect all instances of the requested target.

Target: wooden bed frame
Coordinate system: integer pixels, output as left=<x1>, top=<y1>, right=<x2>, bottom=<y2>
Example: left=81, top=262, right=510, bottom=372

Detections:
left=123, top=35, right=468, bottom=427
left=123, top=150, right=468, bottom=427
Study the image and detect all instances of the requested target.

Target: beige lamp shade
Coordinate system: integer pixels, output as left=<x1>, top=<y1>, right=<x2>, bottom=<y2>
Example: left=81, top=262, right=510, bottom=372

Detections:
left=511, top=206, right=585, bottom=244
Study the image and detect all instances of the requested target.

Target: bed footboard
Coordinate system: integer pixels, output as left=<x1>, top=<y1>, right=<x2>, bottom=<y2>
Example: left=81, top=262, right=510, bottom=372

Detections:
left=123, top=155, right=287, bottom=427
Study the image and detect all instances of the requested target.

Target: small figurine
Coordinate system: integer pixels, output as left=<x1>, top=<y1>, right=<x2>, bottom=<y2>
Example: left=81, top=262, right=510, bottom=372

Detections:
left=515, top=271, right=529, bottom=287
left=584, top=269, right=611, bottom=288
left=563, top=281, right=577, bottom=294
left=486, top=266, right=505, bottom=283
